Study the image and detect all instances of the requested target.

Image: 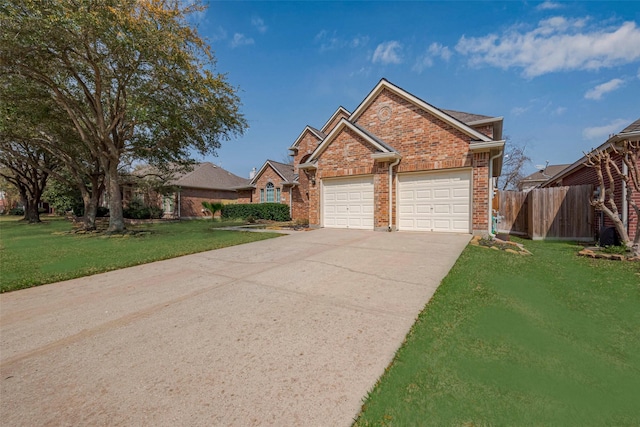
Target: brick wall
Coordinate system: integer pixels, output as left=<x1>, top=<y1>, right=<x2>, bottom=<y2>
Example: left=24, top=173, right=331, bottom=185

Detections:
left=237, top=190, right=253, bottom=204
left=179, top=188, right=237, bottom=218
left=291, top=130, right=321, bottom=221
left=322, top=109, right=350, bottom=133
left=251, top=165, right=290, bottom=205
left=353, top=88, right=489, bottom=231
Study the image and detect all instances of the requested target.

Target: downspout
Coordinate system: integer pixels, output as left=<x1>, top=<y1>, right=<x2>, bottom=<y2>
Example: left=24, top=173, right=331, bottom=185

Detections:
left=388, top=158, right=401, bottom=231
left=177, top=189, right=181, bottom=219
left=488, top=150, right=503, bottom=236
left=622, top=155, right=628, bottom=234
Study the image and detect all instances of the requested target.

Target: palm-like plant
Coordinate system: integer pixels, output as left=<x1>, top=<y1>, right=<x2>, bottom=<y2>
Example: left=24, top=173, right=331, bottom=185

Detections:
left=201, top=201, right=225, bottom=220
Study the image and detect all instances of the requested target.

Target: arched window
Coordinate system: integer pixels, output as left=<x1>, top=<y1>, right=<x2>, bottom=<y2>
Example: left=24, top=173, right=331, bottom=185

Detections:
left=266, top=182, right=274, bottom=203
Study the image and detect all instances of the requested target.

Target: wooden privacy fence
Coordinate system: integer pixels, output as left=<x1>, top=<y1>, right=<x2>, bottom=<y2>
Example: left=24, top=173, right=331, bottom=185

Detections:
left=496, top=185, right=594, bottom=240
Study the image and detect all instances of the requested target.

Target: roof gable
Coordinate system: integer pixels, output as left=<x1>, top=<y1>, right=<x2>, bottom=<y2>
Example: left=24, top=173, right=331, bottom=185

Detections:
left=250, top=160, right=295, bottom=185
left=308, top=118, right=395, bottom=162
left=349, top=79, right=493, bottom=143
left=321, top=106, right=351, bottom=134
left=289, top=125, right=325, bottom=151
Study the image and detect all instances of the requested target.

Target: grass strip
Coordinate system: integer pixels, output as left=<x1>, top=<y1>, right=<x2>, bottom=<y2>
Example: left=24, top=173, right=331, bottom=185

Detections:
left=354, top=239, right=640, bottom=426
left=0, top=217, right=281, bottom=293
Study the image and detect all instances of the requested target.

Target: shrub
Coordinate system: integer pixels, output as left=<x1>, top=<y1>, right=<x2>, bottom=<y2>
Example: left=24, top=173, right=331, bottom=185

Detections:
left=9, top=208, right=24, bottom=216
left=123, top=199, right=163, bottom=219
left=222, top=203, right=290, bottom=222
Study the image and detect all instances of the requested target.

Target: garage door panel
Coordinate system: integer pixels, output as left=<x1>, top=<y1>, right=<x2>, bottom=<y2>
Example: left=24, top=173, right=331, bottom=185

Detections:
left=398, top=170, right=471, bottom=233
left=323, top=177, right=374, bottom=230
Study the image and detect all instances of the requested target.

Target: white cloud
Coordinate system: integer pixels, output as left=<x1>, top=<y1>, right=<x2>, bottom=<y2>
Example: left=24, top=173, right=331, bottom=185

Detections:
left=412, top=42, right=451, bottom=73
left=456, top=18, right=640, bottom=77
left=350, top=35, right=369, bottom=48
left=637, top=67, right=640, bottom=79
left=583, top=118, right=630, bottom=140
left=429, top=42, right=452, bottom=61
left=536, top=1, right=563, bottom=11
left=230, top=33, right=254, bottom=48
left=584, top=78, right=625, bottom=100
left=210, top=26, right=228, bottom=42
left=314, top=30, right=369, bottom=52
left=251, top=16, right=268, bottom=33
left=553, top=106, right=567, bottom=115
left=372, top=41, right=403, bottom=64
left=511, top=106, right=529, bottom=116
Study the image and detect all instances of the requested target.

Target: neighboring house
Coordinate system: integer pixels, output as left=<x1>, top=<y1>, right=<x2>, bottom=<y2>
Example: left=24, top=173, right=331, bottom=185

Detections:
left=124, top=162, right=249, bottom=219
left=254, top=79, right=505, bottom=234
left=236, top=160, right=296, bottom=215
left=542, top=118, right=640, bottom=239
left=519, top=164, right=570, bottom=191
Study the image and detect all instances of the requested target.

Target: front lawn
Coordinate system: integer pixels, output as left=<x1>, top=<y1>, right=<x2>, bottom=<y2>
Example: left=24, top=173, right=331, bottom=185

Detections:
left=355, top=239, right=640, bottom=426
left=0, top=216, right=281, bottom=293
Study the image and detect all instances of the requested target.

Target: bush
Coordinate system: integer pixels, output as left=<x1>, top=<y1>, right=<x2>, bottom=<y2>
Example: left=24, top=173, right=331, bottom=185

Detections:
left=9, top=208, right=24, bottom=216
left=123, top=199, right=163, bottom=219
left=222, top=203, right=290, bottom=222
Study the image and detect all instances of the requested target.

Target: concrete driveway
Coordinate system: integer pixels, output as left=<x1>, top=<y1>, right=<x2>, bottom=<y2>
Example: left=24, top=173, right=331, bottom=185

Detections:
left=0, top=229, right=470, bottom=426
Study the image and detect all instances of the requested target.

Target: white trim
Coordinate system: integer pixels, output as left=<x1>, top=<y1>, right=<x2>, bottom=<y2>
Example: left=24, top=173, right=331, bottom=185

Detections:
left=349, top=79, right=493, bottom=143
left=466, top=116, right=503, bottom=126
left=288, top=126, right=325, bottom=152
left=372, top=152, right=402, bottom=161
left=249, top=160, right=288, bottom=186
left=298, top=161, right=317, bottom=170
left=308, top=118, right=392, bottom=162
left=469, top=140, right=506, bottom=151
left=320, top=106, right=351, bottom=134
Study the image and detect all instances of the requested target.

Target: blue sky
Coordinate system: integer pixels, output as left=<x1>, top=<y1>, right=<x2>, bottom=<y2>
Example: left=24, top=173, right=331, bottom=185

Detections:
left=191, top=1, right=640, bottom=178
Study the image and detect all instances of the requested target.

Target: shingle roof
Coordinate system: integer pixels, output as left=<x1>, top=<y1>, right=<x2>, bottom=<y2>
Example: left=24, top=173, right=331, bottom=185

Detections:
left=265, top=160, right=296, bottom=183
left=442, top=109, right=495, bottom=124
left=521, top=164, right=571, bottom=183
left=171, top=162, right=249, bottom=190
left=621, top=118, right=640, bottom=134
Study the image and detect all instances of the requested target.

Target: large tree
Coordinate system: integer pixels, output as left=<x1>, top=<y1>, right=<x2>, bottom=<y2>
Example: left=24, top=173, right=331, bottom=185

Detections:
left=1, top=0, right=247, bottom=232
left=0, top=140, right=55, bottom=223
left=0, top=73, right=106, bottom=230
left=585, top=140, right=640, bottom=255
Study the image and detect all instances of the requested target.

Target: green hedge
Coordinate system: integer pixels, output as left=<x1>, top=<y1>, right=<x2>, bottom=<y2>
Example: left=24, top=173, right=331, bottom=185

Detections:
left=221, top=203, right=290, bottom=221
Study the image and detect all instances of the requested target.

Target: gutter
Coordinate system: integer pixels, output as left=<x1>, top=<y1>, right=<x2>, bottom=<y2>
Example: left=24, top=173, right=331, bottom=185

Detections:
left=488, top=150, right=503, bottom=236
left=388, top=157, right=401, bottom=231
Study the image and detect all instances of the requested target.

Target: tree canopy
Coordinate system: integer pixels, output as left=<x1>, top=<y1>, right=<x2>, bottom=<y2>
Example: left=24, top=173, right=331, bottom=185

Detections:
left=1, top=0, right=247, bottom=231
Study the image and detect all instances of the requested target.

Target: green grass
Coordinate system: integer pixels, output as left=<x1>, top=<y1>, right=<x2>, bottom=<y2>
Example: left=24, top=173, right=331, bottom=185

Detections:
left=0, top=216, right=281, bottom=293
left=354, top=239, right=640, bottom=426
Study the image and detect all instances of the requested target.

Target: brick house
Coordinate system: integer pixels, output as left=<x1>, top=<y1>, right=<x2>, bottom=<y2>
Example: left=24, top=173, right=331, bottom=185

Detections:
left=279, top=79, right=505, bottom=234
left=542, top=118, right=640, bottom=240
left=518, top=164, right=570, bottom=192
left=236, top=160, right=296, bottom=216
left=125, top=162, right=249, bottom=219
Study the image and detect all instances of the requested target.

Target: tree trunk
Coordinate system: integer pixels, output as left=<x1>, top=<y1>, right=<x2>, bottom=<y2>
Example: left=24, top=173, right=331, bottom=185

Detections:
left=106, top=160, right=125, bottom=233
left=24, top=199, right=41, bottom=223
left=81, top=190, right=97, bottom=231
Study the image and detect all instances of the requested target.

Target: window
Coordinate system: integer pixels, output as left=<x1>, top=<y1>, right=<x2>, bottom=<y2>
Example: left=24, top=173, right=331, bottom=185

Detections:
left=276, top=188, right=281, bottom=204
left=266, top=182, right=274, bottom=203
left=260, top=189, right=264, bottom=203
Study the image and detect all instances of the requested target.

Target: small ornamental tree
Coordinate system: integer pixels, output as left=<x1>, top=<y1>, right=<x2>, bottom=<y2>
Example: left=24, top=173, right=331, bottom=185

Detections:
left=584, top=140, right=640, bottom=255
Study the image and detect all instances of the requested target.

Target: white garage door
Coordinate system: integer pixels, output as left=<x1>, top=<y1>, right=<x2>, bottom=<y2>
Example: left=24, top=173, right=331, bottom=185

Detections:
left=398, top=170, right=471, bottom=233
left=323, top=176, right=374, bottom=229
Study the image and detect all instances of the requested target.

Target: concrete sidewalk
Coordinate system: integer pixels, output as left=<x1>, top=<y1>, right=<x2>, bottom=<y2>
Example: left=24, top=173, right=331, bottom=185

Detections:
left=0, top=229, right=470, bottom=426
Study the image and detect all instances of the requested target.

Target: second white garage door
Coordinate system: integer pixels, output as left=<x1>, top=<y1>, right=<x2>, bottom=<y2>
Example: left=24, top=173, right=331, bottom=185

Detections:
left=398, top=170, right=471, bottom=233
left=323, top=176, right=374, bottom=229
